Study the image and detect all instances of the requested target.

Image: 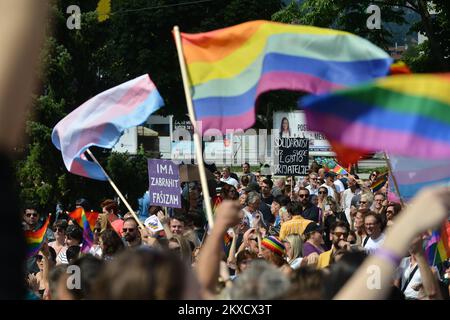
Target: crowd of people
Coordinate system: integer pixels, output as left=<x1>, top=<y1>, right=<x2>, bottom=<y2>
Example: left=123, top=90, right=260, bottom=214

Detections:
left=23, top=162, right=450, bottom=300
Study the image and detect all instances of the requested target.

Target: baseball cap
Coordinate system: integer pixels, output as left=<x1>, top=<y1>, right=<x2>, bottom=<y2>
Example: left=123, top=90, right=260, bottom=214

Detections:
left=304, top=222, right=323, bottom=235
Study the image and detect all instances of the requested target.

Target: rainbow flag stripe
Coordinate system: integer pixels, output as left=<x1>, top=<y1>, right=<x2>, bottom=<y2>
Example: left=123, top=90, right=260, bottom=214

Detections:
left=25, top=216, right=50, bottom=258
left=370, top=172, right=388, bottom=192
left=302, top=74, right=450, bottom=162
left=425, top=220, right=450, bottom=266
left=69, top=208, right=99, bottom=252
left=180, top=20, right=392, bottom=133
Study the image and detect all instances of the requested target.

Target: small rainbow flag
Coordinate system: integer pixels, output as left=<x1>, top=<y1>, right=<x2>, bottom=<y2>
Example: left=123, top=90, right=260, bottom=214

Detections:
left=179, top=20, right=392, bottom=134
left=69, top=208, right=99, bottom=252
left=370, top=172, right=388, bottom=192
left=24, top=216, right=50, bottom=259
left=389, top=61, right=411, bottom=75
left=425, top=220, right=450, bottom=266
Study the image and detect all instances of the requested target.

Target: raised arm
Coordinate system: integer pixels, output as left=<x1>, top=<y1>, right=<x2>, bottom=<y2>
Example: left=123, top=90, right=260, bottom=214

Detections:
left=335, top=187, right=450, bottom=300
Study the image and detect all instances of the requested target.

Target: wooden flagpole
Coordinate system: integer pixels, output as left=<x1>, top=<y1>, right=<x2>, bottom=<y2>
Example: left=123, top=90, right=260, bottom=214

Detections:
left=86, top=149, right=145, bottom=230
left=172, top=25, right=215, bottom=229
left=383, top=151, right=405, bottom=207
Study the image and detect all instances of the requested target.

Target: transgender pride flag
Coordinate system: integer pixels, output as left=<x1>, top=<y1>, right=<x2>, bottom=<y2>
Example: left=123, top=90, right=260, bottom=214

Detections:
left=52, top=75, right=164, bottom=180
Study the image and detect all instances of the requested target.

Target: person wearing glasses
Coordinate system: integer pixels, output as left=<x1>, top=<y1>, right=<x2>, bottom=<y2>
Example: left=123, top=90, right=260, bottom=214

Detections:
left=89, top=221, right=103, bottom=258
left=385, top=202, right=402, bottom=227
left=369, top=170, right=379, bottom=183
left=317, top=221, right=351, bottom=269
left=317, top=186, right=329, bottom=211
left=306, top=172, right=320, bottom=196
left=22, top=205, right=41, bottom=231
left=362, top=212, right=386, bottom=254
left=49, top=219, right=68, bottom=259
left=298, top=187, right=320, bottom=223
left=122, top=218, right=142, bottom=248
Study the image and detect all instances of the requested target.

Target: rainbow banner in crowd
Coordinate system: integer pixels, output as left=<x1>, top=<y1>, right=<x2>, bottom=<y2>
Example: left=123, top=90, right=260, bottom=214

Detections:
left=180, top=20, right=392, bottom=134
left=25, top=216, right=50, bottom=259
left=69, top=208, right=99, bottom=252
left=425, top=220, right=450, bottom=266
left=302, top=74, right=450, bottom=164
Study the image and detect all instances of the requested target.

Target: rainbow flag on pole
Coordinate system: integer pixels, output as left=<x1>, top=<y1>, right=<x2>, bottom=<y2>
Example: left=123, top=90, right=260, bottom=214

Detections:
left=24, top=216, right=50, bottom=259
left=301, top=74, right=450, bottom=165
left=69, top=208, right=99, bottom=252
left=425, top=220, right=450, bottom=266
left=179, top=20, right=392, bottom=134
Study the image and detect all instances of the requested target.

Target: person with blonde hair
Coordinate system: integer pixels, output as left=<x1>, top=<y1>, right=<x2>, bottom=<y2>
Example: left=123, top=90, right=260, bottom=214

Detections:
left=283, top=234, right=305, bottom=270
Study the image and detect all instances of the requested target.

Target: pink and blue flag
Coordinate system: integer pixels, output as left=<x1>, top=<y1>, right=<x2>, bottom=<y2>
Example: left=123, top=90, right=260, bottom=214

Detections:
left=52, top=75, right=164, bottom=180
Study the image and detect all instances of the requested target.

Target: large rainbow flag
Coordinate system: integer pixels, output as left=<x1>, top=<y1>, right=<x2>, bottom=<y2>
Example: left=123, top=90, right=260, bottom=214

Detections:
left=301, top=74, right=450, bottom=164
left=425, top=220, right=450, bottom=266
left=69, top=208, right=99, bottom=252
left=179, top=20, right=392, bottom=134
left=24, top=216, right=50, bottom=259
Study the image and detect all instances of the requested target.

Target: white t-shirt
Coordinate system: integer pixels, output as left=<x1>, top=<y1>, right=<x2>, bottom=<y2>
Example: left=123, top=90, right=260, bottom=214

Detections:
left=221, top=176, right=239, bottom=188
left=289, top=257, right=303, bottom=270
left=363, top=233, right=386, bottom=254
left=334, top=180, right=345, bottom=193
left=342, top=188, right=357, bottom=223
left=395, top=257, right=422, bottom=300
left=306, top=185, right=319, bottom=196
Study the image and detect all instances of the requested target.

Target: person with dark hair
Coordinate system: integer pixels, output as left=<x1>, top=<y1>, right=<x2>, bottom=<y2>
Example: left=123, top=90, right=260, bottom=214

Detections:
left=271, top=195, right=290, bottom=228
left=122, top=217, right=142, bottom=248
left=100, top=229, right=125, bottom=261
left=242, top=162, right=256, bottom=184
left=66, top=246, right=81, bottom=264
left=279, top=201, right=314, bottom=241
left=22, top=204, right=40, bottom=231
left=56, top=224, right=82, bottom=265
left=49, top=219, right=68, bottom=263
left=363, top=212, right=386, bottom=254
left=260, top=178, right=274, bottom=205
left=280, top=117, right=291, bottom=138
left=170, top=214, right=186, bottom=236
left=68, top=255, right=104, bottom=300
left=285, top=266, right=325, bottom=300
left=303, top=223, right=325, bottom=259
left=385, top=202, right=402, bottom=227
left=298, top=187, right=320, bottom=223
left=231, top=250, right=257, bottom=281
left=101, top=199, right=124, bottom=237
left=239, top=175, right=250, bottom=193
left=220, top=183, right=239, bottom=201
left=75, top=198, right=90, bottom=211
left=317, top=186, right=328, bottom=211
left=317, top=221, right=350, bottom=269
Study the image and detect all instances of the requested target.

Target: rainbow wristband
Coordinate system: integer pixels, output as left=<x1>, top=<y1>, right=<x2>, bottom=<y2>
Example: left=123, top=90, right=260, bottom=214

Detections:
left=374, top=248, right=402, bottom=266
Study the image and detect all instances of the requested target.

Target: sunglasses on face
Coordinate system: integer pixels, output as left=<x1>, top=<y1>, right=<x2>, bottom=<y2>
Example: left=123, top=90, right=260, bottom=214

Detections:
left=299, top=194, right=309, bottom=198
left=36, top=254, right=43, bottom=261
left=55, top=227, right=65, bottom=232
left=386, top=210, right=394, bottom=214
left=122, top=228, right=135, bottom=233
left=360, top=201, right=367, bottom=204
left=318, top=191, right=327, bottom=194
left=94, top=228, right=101, bottom=233
left=26, top=213, right=38, bottom=217
left=333, top=232, right=348, bottom=238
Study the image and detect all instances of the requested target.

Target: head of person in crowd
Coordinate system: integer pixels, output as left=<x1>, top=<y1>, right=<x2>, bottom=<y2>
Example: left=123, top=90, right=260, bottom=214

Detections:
left=244, top=181, right=260, bottom=194
left=75, top=198, right=90, bottom=211
left=347, top=175, right=359, bottom=191
left=66, top=245, right=81, bottom=264
left=286, top=200, right=302, bottom=217
left=271, top=195, right=290, bottom=217
left=280, top=117, right=291, bottom=136
left=255, top=170, right=262, bottom=184
left=364, top=212, right=383, bottom=240
left=358, top=192, right=374, bottom=213
left=53, top=219, right=68, bottom=244
left=318, top=168, right=326, bottom=181
left=65, top=224, right=83, bottom=247
left=65, top=255, right=104, bottom=300
left=122, top=218, right=141, bottom=247
left=93, top=221, right=101, bottom=245
left=242, top=162, right=251, bottom=174
left=261, top=178, right=273, bottom=198
left=324, top=171, right=336, bottom=186
left=284, top=267, right=325, bottom=300
left=330, top=221, right=350, bottom=251
left=235, top=250, right=257, bottom=275
left=228, top=259, right=290, bottom=299
left=373, top=192, right=386, bottom=212
left=221, top=166, right=231, bottom=179
left=369, top=170, right=379, bottom=183
left=245, top=191, right=261, bottom=213
left=220, top=183, right=239, bottom=200
left=48, top=264, right=68, bottom=300
left=309, top=172, right=319, bottom=188
left=168, top=234, right=193, bottom=264
left=23, top=204, right=40, bottom=230
left=297, top=187, right=311, bottom=208
left=239, top=192, right=248, bottom=208
left=92, top=247, right=201, bottom=299
left=274, top=177, right=286, bottom=191
left=279, top=206, right=292, bottom=224
left=322, top=250, right=368, bottom=299
left=347, top=230, right=357, bottom=245
left=310, top=195, right=319, bottom=207
left=260, top=236, right=286, bottom=268
left=324, top=195, right=339, bottom=214
left=286, top=176, right=296, bottom=187
left=284, top=184, right=293, bottom=199
left=214, top=170, right=222, bottom=184
left=354, top=210, right=365, bottom=233
left=318, top=186, right=328, bottom=202
left=100, top=228, right=125, bottom=259
left=170, top=214, right=186, bottom=235
left=123, top=212, right=134, bottom=220
left=304, top=222, right=324, bottom=247
left=283, top=234, right=303, bottom=265
left=240, top=175, right=249, bottom=189
left=386, top=202, right=402, bottom=222
left=101, top=199, right=119, bottom=218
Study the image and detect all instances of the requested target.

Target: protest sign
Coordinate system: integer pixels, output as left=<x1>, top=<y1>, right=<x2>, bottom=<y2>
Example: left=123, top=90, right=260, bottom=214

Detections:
left=274, top=138, right=309, bottom=176
left=144, top=215, right=164, bottom=233
left=148, top=159, right=182, bottom=208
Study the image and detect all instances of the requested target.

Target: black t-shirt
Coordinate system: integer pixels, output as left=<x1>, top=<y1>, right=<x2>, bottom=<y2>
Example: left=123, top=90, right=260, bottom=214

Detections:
left=301, top=203, right=320, bottom=223
left=262, top=194, right=274, bottom=206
